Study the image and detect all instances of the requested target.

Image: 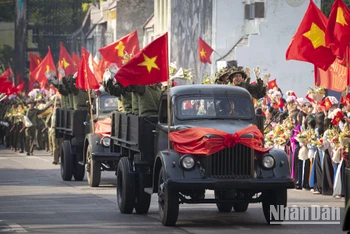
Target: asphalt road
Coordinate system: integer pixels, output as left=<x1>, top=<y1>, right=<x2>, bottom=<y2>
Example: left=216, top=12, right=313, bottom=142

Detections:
left=0, top=146, right=345, bottom=234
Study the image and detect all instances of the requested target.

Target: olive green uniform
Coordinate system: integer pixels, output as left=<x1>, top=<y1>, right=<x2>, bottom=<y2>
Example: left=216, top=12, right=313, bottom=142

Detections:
left=25, top=105, right=51, bottom=155
left=236, top=79, right=266, bottom=100
left=134, top=85, right=162, bottom=117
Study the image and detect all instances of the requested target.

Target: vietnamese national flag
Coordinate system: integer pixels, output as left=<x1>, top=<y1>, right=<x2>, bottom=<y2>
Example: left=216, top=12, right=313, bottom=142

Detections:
left=71, top=52, right=80, bottom=70
left=0, top=81, right=13, bottom=93
left=115, top=33, right=169, bottom=87
left=325, top=0, right=350, bottom=57
left=76, top=47, right=100, bottom=91
left=58, top=42, right=76, bottom=77
left=31, top=47, right=57, bottom=88
left=28, top=53, right=42, bottom=91
left=99, top=30, right=140, bottom=68
left=1, top=68, right=13, bottom=80
left=267, top=79, right=278, bottom=90
left=286, top=0, right=336, bottom=71
left=29, top=52, right=42, bottom=72
left=319, top=97, right=332, bottom=111
left=198, top=37, right=214, bottom=64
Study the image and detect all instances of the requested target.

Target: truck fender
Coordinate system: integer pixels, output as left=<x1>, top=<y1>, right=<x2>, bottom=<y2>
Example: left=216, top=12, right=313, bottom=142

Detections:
left=152, top=150, right=184, bottom=193
left=258, top=149, right=291, bottom=178
left=83, top=133, right=103, bottom=165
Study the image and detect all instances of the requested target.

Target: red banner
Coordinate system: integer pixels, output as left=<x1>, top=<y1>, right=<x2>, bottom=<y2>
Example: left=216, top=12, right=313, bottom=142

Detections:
left=314, top=57, right=349, bottom=92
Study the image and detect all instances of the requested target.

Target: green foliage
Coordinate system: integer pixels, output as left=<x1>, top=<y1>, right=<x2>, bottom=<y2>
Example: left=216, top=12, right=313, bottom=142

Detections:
left=0, top=44, right=14, bottom=73
left=321, top=0, right=350, bottom=17
left=0, top=1, right=15, bottom=22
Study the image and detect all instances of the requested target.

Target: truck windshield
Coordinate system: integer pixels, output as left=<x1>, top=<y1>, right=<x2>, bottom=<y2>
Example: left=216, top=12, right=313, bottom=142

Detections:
left=177, top=96, right=253, bottom=119
left=100, top=95, right=118, bottom=112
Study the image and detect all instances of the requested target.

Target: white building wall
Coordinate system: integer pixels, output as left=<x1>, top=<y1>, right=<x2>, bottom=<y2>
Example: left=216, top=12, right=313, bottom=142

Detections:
left=214, top=0, right=321, bottom=97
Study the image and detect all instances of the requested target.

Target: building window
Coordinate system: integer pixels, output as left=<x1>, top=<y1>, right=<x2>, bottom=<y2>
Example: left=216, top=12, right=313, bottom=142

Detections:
left=245, top=2, right=265, bottom=20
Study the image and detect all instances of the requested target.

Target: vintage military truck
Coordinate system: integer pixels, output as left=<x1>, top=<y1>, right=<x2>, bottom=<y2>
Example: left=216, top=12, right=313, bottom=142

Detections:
left=56, top=91, right=119, bottom=187
left=109, top=85, right=294, bottom=226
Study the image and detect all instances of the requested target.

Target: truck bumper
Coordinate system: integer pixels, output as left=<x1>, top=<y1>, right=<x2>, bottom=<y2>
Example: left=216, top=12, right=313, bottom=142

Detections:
left=91, top=152, right=121, bottom=161
left=167, top=177, right=295, bottom=191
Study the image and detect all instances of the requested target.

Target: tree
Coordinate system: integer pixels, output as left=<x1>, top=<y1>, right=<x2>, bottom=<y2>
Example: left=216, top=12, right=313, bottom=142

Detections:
left=0, top=44, right=14, bottom=73
left=321, top=0, right=350, bottom=17
left=0, top=1, right=15, bottom=22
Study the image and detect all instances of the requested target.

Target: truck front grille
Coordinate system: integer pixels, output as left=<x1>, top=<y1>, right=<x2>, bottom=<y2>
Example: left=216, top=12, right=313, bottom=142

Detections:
left=206, top=144, right=253, bottom=178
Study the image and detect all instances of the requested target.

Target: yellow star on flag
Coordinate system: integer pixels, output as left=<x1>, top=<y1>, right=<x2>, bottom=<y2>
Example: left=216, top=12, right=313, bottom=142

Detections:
left=200, top=48, right=206, bottom=58
left=336, top=117, right=340, bottom=122
left=303, top=23, right=326, bottom=49
left=325, top=101, right=330, bottom=107
left=46, top=65, right=50, bottom=73
left=61, top=58, right=70, bottom=69
left=73, top=61, right=77, bottom=67
left=336, top=7, right=348, bottom=26
left=138, top=53, right=159, bottom=73
left=115, top=41, right=125, bottom=57
left=37, top=59, right=40, bottom=65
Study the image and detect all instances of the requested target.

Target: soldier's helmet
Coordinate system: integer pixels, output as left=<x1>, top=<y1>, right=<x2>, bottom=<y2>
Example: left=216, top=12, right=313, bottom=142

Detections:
left=228, top=67, right=247, bottom=83
left=215, top=67, right=231, bottom=82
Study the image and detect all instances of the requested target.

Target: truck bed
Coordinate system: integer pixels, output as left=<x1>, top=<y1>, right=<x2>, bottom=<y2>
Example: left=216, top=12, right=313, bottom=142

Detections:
left=110, top=111, right=158, bottom=161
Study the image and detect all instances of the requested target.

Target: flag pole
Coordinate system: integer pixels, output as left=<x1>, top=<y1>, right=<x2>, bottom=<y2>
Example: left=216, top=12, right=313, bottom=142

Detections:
left=167, top=75, right=171, bottom=150
left=87, top=85, right=95, bottom=133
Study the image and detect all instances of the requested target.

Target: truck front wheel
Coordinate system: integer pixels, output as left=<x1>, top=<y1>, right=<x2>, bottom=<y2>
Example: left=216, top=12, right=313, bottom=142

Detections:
left=86, top=146, right=101, bottom=187
left=116, top=157, right=135, bottom=214
left=73, top=152, right=85, bottom=181
left=60, top=140, right=73, bottom=181
left=214, top=190, right=233, bottom=212
left=158, top=168, right=179, bottom=226
left=262, top=189, right=287, bottom=224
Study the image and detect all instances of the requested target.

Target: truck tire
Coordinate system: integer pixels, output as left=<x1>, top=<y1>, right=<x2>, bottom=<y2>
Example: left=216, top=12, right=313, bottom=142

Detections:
left=214, top=190, right=233, bottom=212
left=116, top=157, right=135, bottom=214
left=86, top=146, right=101, bottom=187
left=73, top=152, right=85, bottom=181
left=158, top=168, right=179, bottom=226
left=262, top=189, right=287, bottom=224
left=233, top=203, right=249, bottom=212
left=60, top=140, right=73, bottom=181
left=134, top=179, right=151, bottom=214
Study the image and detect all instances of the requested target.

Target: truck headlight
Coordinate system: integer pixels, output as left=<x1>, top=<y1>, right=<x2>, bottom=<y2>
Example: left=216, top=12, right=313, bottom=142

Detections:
left=101, top=136, right=110, bottom=147
left=261, top=154, right=275, bottom=169
left=180, top=155, right=195, bottom=170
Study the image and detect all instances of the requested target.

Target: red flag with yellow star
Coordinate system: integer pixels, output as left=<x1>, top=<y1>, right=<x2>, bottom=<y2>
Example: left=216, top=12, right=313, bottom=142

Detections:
left=267, top=79, right=278, bottom=90
left=319, top=97, right=333, bottom=111
left=99, top=30, right=140, bottom=68
left=115, top=33, right=169, bottom=87
left=286, top=0, right=336, bottom=71
left=58, top=42, right=76, bottom=77
left=71, top=52, right=80, bottom=70
left=198, top=37, right=214, bottom=64
left=31, top=47, right=57, bottom=88
left=28, top=52, right=42, bottom=91
left=76, top=47, right=100, bottom=91
left=325, top=0, right=350, bottom=57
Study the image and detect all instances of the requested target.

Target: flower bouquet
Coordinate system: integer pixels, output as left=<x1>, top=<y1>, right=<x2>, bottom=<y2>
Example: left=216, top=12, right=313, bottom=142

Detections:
left=295, top=130, right=308, bottom=146
left=307, top=87, right=325, bottom=103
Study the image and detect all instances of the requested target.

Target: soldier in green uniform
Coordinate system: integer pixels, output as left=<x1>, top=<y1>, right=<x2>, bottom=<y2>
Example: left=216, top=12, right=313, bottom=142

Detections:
left=46, top=99, right=61, bottom=164
left=25, top=99, right=52, bottom=156
left=69, top=76, right=89, bottom=110
left=133, top=84, right=162, bottom=117
left=228, top=68, right=266, bottom=100
left=13, top=100, right=26, bottom=153
left=103, top=78, right=132, bottom=114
